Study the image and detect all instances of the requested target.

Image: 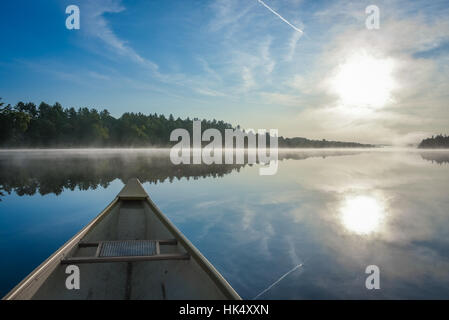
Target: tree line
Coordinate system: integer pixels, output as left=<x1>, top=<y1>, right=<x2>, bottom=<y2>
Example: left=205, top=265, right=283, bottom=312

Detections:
left=0, top=98, right=236, bottom=147
left=418, top=134, right=449, bottom=149
left=0, top=98, right=373, bottom=148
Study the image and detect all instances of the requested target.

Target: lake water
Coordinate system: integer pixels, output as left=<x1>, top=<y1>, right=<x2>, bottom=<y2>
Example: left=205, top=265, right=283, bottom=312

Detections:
left=1, top=149, right=449, bottom=299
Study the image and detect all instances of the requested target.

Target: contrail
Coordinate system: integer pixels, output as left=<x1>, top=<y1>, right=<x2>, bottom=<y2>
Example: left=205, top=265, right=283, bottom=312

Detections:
left=257, top=0, right=303, bottom=34
left=252, top=263, right=303, bottom=300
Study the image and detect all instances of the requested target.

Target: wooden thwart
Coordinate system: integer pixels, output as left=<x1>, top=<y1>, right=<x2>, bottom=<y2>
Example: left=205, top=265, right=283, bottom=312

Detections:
left=61, top=253, right=190, bottom=264
left=78, top=239, right=178, bottom=247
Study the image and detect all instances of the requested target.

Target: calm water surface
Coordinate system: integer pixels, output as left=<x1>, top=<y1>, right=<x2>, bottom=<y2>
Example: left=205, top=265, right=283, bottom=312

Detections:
left=1, top=149, right=449, bottom=299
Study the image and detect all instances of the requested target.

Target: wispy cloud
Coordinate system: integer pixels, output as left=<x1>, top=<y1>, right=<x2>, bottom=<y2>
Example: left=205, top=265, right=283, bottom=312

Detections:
left=83, top=0, right=158, bottom=71
left=88, top=71, right=111, bottom=81
left=208, top=0, right=254, bottom=35
left=242, top=66, right=256, bottom=91
left=195, top=87, right=226, bottom=97
left=285, top=30, right=302, bottom=61
left=81, top=0, right=234, bottom=99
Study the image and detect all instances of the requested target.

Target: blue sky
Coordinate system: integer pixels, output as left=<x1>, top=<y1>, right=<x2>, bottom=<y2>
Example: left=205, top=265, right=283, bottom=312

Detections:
left=1, top=0, right=449, bottom=144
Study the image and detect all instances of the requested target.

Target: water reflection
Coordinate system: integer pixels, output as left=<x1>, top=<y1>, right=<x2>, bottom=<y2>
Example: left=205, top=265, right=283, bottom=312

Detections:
left=0, top=149, right=366, bottom=200
left=0, top=150, right=244, bottom=199
left=420, top=151, right=449, bottom=165
left=339, top=195, right=387, bottom=235
left=1, top=149, right=449, bottom=299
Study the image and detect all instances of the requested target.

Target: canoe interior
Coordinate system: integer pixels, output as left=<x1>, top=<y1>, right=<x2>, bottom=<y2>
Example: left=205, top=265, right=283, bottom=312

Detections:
left=5, top=182, right=240, bottom=300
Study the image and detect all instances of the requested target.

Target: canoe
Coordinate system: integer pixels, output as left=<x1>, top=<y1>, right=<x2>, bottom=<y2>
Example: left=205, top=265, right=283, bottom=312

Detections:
left=3, top=178, right=241, bottom=300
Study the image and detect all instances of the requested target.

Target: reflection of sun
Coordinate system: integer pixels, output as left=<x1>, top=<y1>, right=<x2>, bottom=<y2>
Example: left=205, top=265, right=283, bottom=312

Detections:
left=331, top=52, right=395, bottom=108
left=340, top=195, right=386, bottom=235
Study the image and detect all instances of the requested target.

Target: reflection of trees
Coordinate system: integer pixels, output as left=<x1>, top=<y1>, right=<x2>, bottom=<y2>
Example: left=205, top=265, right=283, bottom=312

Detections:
left=0, top=152, right=246, bottom=199
left=420, top=152, right=449, bottom=165
left=278, top=150, right=366, bottom=161
left=0, top=149, right=367, bottom=200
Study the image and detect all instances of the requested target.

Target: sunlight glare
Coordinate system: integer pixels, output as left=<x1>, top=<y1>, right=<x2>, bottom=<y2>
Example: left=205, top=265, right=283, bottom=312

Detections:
left=340, top=195, right=386, bottom=235
left=331, top=52, right=395, bottom=108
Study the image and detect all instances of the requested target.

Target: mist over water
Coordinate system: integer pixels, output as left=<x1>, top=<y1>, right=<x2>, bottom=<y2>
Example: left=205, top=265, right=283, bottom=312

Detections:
left=1, top=148, right=449, bottom=298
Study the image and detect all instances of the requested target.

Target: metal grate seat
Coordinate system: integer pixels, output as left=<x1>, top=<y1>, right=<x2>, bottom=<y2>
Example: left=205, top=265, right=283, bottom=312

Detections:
left=61, top=239, right=190, bottom=264
left=99, top=240, right=157, bottom=257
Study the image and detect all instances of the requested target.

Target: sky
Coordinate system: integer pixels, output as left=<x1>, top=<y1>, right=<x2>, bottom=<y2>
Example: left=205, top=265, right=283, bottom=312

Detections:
left=0, top=0, right=448, bottom=145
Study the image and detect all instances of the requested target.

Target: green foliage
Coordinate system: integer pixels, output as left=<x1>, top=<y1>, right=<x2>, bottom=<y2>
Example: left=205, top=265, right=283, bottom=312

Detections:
left=0, top=99, right=236, bottom=147
left=0, top=98, right=374, bottom=148
left=0, top=99, right=31, bottom=145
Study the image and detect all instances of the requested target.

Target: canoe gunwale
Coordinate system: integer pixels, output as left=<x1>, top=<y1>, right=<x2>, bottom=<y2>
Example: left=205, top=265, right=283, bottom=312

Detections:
left=143, top=196, right=241, bottom=300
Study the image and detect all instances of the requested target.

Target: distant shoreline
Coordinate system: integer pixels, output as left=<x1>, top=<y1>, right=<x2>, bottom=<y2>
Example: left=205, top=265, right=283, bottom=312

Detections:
left=0, top=146, right=380, bottom=150
left=4, top=147, right=449, bottom=152
left=1, top=100, right=374, bottom=149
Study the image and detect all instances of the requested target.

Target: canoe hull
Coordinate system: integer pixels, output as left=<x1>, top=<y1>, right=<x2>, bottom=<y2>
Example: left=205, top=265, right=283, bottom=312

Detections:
left=3, top=180, right=240, bottom=300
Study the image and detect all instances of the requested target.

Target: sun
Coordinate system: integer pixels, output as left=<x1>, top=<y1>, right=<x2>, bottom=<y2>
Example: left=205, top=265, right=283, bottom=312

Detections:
left=339, top=195, right=386, bottom=235
left=330, top=52, right=395, bottom=108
